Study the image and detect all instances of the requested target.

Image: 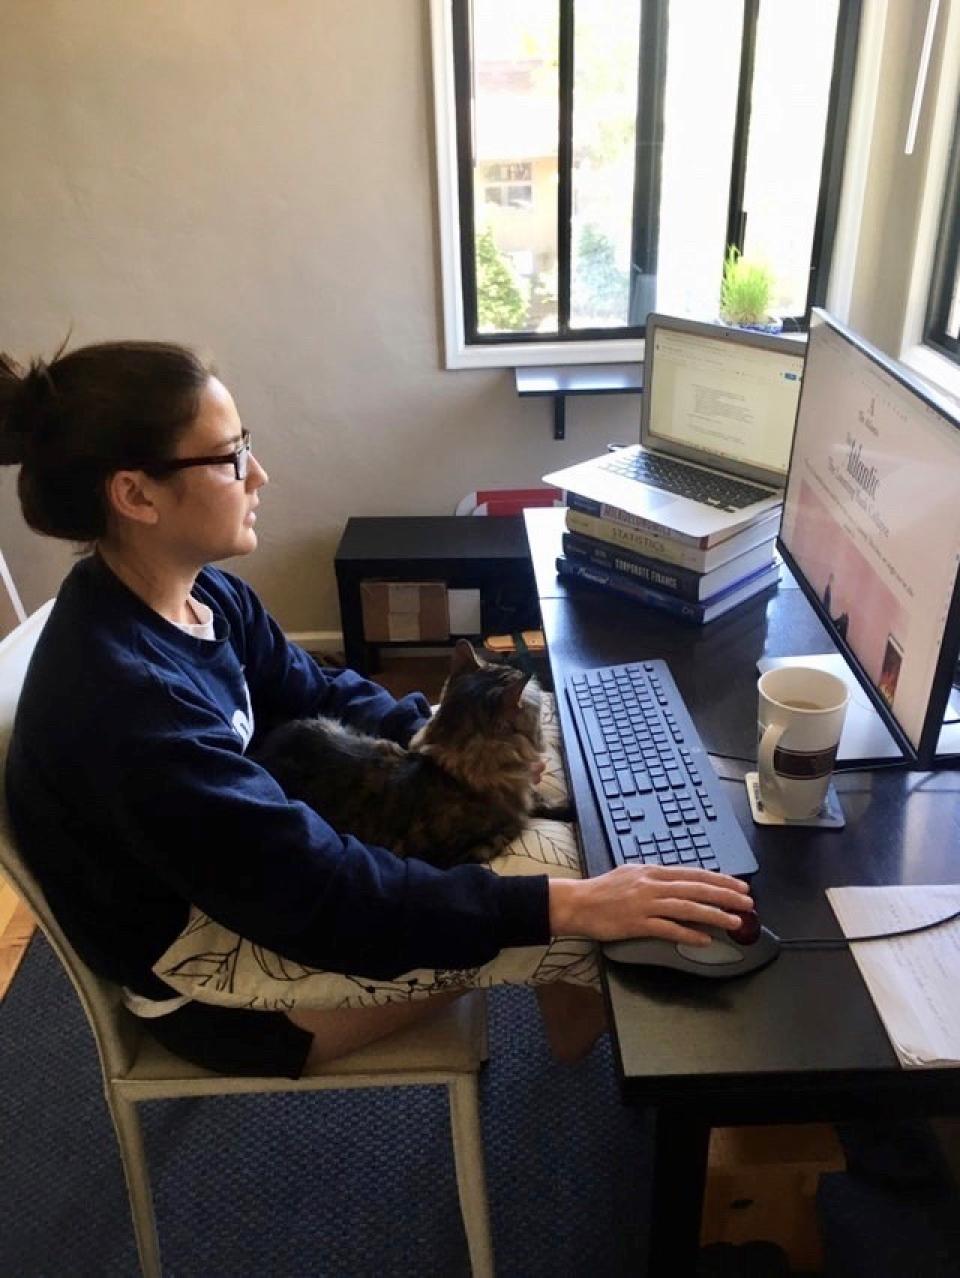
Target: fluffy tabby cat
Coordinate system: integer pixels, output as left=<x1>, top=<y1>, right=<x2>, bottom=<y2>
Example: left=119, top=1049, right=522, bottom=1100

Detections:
left=253, top=639, right=549, bottom=868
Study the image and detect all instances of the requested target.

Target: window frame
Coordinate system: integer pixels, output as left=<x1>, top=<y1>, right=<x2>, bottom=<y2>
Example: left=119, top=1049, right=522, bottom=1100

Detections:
left=431, top=0, right=861, bottom=368
left=924, top=94, right=960, bottom=368
left=898, top=0, right=960, bottom=406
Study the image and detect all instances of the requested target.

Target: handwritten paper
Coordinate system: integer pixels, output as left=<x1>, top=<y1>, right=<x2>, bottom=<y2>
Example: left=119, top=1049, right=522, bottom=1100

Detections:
left=826, top=885, right=960, bottom=1069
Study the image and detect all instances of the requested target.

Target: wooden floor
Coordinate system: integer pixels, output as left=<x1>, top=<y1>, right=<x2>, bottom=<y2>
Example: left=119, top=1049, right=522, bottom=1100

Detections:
left=0, top=873, right=35, bottom=1001
left=373, top=653, right=449, bottom=702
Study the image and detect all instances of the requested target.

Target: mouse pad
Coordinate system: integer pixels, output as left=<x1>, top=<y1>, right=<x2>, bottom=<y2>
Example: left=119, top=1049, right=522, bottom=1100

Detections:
left=745, top=771, right=845, bottom=828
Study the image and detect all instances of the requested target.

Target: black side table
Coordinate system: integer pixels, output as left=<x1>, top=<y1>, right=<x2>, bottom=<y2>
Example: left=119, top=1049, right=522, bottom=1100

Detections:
left=334, top=516, right=538, bottom=674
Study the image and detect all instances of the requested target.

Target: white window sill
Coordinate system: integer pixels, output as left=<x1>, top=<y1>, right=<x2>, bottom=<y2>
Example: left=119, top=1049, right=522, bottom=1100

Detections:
left=900, top=344, right=960, bottom=412
left=445, top=337, right=646, bottom=370
left=445, top=327, right=806, bottom=371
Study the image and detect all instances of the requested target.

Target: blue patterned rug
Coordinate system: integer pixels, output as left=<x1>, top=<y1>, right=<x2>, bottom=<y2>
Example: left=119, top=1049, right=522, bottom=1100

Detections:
left=1, top=935, right=651, bottom=1277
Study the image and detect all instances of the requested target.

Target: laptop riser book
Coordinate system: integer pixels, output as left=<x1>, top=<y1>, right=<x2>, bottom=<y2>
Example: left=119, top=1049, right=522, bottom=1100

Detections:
left=565, top=489, right=775, bottom=549
left=560, top=530, right=777, bottom=602
left=543, top=313, right=806, bottom=547
left=555, top=556, right=782, bottom=624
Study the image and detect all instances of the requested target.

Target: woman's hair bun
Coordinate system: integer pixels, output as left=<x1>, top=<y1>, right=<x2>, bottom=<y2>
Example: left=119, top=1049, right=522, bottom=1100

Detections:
left=0, top=353, right=59, bottom=466
left=3, top=337, right=212, bottom=543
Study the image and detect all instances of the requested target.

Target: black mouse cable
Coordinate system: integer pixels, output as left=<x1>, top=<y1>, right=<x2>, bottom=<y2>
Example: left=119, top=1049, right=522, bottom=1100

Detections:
left=777, top=908, right=960, bottom=950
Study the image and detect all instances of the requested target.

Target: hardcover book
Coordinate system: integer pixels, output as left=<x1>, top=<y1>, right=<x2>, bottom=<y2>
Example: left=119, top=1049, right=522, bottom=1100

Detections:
left=564, top=507, right=781, bottom=573
left=565, top=490, right=782, bottom=549
left=555, top=556, right=781, bottom=624
left=560, top=531, right=776, bottom=602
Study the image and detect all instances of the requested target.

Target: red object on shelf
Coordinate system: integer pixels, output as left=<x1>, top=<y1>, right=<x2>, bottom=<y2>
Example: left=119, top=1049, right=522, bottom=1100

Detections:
left=456, top=488, right=562, bottom=517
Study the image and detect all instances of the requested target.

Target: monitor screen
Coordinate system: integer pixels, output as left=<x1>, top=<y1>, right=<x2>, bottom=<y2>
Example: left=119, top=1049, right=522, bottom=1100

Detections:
left=646, top=325, right=805, bottom=478
left=779, top=311, right=960, bottom=755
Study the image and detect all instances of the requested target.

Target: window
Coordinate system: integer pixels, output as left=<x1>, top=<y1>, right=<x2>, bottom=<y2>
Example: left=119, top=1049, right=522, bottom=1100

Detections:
left=434, top=0, right=861, bottom=363
left=925, top=94, right=960, bottom=368
left=483, top=161, right=534, bottom=208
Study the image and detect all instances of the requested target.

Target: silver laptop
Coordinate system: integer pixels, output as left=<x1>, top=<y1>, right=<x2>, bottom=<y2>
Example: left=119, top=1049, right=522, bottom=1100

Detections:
left=543, top=314, right=806, bottom=541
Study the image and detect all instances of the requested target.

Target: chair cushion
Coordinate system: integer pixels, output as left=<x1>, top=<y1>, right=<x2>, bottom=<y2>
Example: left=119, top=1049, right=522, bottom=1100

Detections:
left=536, top=691, right=570, bottom=811
left=123, top=990, right=487, bottom=1086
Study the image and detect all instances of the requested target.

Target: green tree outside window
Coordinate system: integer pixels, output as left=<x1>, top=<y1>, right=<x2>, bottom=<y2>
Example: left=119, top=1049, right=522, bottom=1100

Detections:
left=475, top=227, right=527, bottom=331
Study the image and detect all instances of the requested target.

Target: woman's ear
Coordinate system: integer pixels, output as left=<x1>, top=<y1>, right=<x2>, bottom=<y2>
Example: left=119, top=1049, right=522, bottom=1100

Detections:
left=104, top=469, right=162, bottom=526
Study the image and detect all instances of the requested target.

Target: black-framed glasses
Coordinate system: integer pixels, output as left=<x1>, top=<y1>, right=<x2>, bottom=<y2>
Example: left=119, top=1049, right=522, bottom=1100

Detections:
left=148, top=431, right=252, bottom=481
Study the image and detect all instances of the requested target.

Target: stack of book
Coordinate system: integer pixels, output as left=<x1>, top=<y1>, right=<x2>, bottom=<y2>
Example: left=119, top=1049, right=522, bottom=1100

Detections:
left=557, top=493, right=781, bottom=624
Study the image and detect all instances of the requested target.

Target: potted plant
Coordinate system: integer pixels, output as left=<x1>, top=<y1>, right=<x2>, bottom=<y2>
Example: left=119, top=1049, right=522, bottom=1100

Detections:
left=719, top=246, right=782, bottom=333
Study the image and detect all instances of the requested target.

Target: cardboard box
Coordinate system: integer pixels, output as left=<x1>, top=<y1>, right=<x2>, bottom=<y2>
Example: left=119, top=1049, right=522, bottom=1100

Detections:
left=701, top=1124, right=845, bottom=1273
left=360, top=580, right=449, bottom=643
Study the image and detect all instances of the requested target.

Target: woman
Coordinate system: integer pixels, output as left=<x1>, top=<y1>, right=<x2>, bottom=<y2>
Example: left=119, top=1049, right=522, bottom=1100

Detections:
left=0, top=341, right=752, bottom=1077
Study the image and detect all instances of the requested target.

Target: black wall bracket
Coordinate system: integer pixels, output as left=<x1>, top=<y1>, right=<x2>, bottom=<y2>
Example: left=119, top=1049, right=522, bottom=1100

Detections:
left=514, top=364, right=644, bottom=441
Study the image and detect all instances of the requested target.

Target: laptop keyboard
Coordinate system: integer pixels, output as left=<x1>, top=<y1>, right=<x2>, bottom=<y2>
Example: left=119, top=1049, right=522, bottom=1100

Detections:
left=565, top=660, right=758, bottom=878
left=600, top=449, right=771, bottom=512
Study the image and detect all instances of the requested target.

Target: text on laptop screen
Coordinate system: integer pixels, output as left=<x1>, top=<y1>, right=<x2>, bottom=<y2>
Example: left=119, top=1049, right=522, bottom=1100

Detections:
left=647, top=329, right=805, bottom=476
left=780, top=317, right=960, bottom=751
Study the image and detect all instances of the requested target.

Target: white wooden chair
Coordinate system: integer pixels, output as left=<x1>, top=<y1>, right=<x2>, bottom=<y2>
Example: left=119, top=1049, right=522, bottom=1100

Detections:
left=0, top=603, right=494, bottom=1278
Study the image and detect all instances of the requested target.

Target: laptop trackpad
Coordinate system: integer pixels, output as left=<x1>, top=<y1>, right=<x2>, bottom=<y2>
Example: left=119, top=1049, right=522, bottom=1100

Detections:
left=643, top=489, right=678, bottom=512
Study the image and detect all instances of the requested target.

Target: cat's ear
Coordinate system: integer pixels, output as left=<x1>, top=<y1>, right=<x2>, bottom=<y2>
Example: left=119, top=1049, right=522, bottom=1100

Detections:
left=500, top=672, right=531, bottom=721
left=449, top=638, right=481, bottom=679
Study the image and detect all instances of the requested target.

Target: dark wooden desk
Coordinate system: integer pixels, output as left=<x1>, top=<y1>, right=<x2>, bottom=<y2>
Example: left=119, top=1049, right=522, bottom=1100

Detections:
left=526, top=509, right=960, bottom=1276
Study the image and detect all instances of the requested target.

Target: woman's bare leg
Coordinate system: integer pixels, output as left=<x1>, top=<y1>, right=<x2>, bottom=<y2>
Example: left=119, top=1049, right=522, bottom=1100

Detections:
left=290, top=984, right=604, bottom=1068
left=287, top=991, right=462, bottom=1067
left=535, top=984, right=608, bottom=1064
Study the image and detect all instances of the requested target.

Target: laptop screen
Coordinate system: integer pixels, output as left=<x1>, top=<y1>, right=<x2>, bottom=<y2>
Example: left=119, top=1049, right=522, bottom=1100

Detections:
left=646, top=325, right=806, bottom=479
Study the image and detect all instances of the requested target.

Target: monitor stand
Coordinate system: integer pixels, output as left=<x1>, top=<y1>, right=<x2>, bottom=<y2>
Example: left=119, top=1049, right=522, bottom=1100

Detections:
left=756, top=654, right=906, bottom=767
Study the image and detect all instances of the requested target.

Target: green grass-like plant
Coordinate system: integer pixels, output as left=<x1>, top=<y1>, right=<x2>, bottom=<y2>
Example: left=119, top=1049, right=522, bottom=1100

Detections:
left=719, top=246, right=774, bottom=326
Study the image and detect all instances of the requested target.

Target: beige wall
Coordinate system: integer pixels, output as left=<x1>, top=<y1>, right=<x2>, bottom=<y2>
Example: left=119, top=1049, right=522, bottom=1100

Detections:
left=0, top=0, right=634, bottom=626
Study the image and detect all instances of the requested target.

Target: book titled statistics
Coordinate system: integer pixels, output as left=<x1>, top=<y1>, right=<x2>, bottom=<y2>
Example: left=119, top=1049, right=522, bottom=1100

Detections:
left=565, top=490, right=782, bottom=549
left=560, top=531, right=776, bottom=603
left=565, top=506, right=781, bottom=574
left=555, top=556, right=781, bottom=624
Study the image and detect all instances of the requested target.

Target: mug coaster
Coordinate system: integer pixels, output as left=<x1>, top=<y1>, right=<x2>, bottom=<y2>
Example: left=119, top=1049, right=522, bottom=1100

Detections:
left=745, top=771, right=846, bottom=829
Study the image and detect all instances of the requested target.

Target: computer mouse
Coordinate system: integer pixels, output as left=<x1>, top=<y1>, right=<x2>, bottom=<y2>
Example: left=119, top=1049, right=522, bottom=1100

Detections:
left=602, top=910, right=781, bottom=978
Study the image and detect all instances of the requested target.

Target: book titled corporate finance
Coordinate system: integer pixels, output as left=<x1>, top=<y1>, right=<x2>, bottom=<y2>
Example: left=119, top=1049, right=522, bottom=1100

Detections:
left=560, top=531, right=776, bottom=603
left=565, top=507, right=781, bottom=574
left=555, top=556, right=781, bottom=624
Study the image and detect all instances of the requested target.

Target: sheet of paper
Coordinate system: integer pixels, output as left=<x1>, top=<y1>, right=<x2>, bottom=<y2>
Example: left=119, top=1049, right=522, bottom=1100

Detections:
left=827, top=885, right=960, bottom=1069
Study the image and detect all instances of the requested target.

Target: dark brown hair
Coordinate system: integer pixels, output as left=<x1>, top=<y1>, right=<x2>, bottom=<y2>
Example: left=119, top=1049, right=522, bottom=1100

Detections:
left=0, top=340, right=214, bottom=541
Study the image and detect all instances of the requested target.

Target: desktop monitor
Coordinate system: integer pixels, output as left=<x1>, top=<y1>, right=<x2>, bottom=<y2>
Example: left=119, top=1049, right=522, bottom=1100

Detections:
left=777, top=309, right=960, bottom=769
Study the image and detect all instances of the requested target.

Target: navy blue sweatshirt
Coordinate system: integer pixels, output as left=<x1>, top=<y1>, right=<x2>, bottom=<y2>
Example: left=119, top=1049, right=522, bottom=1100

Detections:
left=6, top=556, right=550, bottom=998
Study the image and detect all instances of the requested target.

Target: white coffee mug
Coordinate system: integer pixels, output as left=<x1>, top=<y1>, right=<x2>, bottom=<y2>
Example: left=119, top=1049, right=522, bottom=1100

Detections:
left=757, top=666, right=849, bottom=820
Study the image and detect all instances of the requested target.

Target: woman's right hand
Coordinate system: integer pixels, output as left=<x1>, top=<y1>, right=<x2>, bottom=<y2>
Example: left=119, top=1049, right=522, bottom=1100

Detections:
left=547, top=865, right=753, bottom=948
